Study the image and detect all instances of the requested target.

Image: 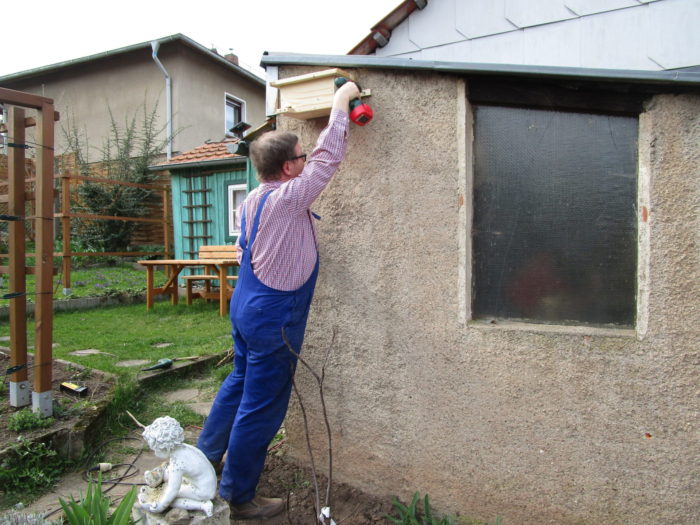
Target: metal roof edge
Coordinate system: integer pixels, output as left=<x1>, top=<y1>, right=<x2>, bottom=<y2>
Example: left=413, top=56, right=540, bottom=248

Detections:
left=149, top=156, right=248, bottom=172
left=0, top=34, right=264, bottom=86
left=260, top=53, right=700, bottom=87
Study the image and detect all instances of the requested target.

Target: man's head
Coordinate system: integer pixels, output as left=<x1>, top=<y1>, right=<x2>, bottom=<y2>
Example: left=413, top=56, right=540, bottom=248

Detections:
left=250, top=131, right=306, bottom=182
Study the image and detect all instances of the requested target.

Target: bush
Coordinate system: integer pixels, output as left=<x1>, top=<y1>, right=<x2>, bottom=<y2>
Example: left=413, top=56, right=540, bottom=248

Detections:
left=0, top=437, right=68, bottom=496
left=8, top=409, right=55, bottom=432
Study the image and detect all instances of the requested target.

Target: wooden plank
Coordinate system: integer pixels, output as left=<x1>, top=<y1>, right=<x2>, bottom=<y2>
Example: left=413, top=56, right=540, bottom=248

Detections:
left=8, top=106, right=28, bottom=385
left=33, top=101, right=54, bottom=397
left=61, top=175, right=71, bottom=290
left=56, top=212, right=164, bottom=223
left=0, top=266, right=56, bottom=275
left=23, top=112, right=60, bottom=127
left=269, top=68, right=352, bottom=88
left=59, top=173, right=166, bottom=191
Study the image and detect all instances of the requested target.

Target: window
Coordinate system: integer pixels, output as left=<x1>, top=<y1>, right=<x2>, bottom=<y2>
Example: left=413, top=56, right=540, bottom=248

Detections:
left=472, top=105, right=638, bottom=327
left=227, top=183, right=247, bottom=237
left=225, top=94, right=245, bottom=136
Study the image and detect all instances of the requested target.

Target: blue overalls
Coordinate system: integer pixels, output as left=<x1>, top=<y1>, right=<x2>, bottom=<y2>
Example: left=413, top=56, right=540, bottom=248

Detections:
left=197, top=190, right=319, bottom=504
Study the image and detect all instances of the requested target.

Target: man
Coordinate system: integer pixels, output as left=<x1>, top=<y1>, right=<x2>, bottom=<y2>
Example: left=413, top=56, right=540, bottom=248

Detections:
left=197, top=81, right=361, bottom=519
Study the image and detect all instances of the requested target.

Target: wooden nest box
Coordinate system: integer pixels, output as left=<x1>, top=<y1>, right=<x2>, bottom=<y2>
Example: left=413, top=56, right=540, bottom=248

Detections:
left=270, top=68, right=371, bottom=120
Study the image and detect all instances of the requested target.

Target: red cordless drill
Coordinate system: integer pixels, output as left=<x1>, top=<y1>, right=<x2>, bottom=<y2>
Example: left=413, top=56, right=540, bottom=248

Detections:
left=334, top=77, right=374, bottom=126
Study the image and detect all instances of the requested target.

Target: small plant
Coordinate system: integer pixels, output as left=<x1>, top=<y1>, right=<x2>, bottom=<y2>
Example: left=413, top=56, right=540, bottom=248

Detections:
left=386, top=492, right=453, bottom=525
left=8, top=409, right=55, bottom=432
left=0, top=437, right=68, bottom=496
left=0, top=508, right=60, bottom=525
left=59, top=476, right=137, bottom=525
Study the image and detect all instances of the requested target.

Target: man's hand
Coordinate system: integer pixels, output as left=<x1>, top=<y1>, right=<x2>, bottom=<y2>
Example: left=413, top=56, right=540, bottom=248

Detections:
left=332, top=81, right=361, bottom=113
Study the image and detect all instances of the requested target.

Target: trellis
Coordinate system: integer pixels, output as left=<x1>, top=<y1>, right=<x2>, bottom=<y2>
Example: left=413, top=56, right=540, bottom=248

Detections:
left=0, top=87, right=56, bottom=416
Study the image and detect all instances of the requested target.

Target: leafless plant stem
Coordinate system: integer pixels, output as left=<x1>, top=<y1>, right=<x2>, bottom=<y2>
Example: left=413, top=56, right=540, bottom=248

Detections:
left=282, top=328, right=336, bottom=524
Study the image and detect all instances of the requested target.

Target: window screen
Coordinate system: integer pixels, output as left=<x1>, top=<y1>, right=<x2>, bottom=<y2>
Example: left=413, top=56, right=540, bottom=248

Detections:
left=472, top=105, right=638, bottom=326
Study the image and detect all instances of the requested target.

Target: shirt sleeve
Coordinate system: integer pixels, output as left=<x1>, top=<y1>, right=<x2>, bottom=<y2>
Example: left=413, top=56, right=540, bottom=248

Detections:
left=273, top=109, right=350, bottom=214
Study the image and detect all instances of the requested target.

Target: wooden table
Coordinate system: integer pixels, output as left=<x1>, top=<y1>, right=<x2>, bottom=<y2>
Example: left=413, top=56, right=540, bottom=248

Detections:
left=138, top=258, right=239, bottom=316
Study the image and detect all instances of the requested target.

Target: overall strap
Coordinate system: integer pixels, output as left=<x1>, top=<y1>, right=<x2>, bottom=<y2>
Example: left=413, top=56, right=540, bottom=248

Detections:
left=239, top=204, right=248, bottom=250
left=247, top=190, right=273, bottom=250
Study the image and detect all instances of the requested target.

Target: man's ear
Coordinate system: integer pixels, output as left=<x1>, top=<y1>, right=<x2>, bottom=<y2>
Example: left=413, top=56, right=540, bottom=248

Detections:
left=280, top=160, right=293, bottom=179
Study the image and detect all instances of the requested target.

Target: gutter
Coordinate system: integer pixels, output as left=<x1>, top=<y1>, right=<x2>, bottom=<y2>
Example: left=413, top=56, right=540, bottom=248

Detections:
left=149, top=156, right=247, bottom=172
left=151, top=40, right=173, bottom=161
left=348, top=0, right=427, bottom=55
left=260, top=53, right=700, bottom=88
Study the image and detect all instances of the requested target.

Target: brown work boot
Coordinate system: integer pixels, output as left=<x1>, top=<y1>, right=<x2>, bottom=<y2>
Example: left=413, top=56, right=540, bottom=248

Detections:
left=229, top=495, right=285, bottom=520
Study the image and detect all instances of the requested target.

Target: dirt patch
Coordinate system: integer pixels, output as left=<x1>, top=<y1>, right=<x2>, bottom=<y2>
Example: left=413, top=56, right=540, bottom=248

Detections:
left=246, top=451, right=393, bottom=524
left=0, top=350, right=113, bottom=456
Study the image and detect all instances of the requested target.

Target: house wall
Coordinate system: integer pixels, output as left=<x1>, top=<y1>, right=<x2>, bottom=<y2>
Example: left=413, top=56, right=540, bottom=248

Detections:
left=277, top=66, right=700, bottom=524
left=167, top=46, right=266, bottom=149
left=0, top=42, right=265, bottom=161
left=374, top=0, right=700, bottom=71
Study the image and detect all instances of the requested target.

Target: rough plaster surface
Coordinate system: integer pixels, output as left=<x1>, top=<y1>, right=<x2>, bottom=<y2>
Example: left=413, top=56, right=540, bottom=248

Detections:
left=276, top=67, right=700, bottom=525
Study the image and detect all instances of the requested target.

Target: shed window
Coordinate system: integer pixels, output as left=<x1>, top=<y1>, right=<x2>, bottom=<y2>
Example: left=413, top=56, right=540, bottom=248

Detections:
left=472, top=105, right=638, bottom=327
left=225, top=94, right=245, bottom=136
left=227, top=183, right=247, bottom=237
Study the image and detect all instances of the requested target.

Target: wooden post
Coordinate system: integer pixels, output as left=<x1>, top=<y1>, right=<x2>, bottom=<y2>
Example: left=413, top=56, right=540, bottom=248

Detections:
left=7, top=106, right=30, bottom=408
left=60, top=174, right=71, bottom=293
left=32, top=101, right=55, bottom=417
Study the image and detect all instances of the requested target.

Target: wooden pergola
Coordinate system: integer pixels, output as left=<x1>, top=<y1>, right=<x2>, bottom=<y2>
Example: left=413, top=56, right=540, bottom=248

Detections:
left=1, top=87, right=57, bottom=417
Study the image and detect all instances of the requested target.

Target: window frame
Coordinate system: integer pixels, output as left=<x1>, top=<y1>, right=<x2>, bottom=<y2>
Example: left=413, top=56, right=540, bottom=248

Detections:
left=463, top=76, right=647, bottom=331
left=224, top=93, right=246, bottom=137
left=226, top=182, right=248, bottom=240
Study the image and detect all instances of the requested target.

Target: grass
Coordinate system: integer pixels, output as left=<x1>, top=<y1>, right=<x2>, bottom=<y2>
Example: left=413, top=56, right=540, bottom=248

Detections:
left=0, top=301, right=231, bottom=375
left=0, top=262, right=167, bottom=306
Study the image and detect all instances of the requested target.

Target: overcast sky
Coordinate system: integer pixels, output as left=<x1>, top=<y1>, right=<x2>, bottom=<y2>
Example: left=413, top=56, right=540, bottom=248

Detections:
left=1, top=0, right=402, bottom=77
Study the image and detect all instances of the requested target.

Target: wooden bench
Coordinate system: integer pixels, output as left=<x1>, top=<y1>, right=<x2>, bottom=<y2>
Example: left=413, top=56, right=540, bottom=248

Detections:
left=183, top=245, right=239, bottom=307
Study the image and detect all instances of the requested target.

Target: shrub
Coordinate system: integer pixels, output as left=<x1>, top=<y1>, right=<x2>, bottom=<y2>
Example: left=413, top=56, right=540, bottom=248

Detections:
left=0, top=437, right=68, bottom=495
left=8, top=409, right=55, bottom=432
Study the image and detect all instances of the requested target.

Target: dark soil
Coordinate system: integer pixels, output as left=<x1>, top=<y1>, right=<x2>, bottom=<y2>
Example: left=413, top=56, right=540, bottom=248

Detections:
left=251, top=451, right=393, bottom=525
left=0, top=350, right=113, bottom=454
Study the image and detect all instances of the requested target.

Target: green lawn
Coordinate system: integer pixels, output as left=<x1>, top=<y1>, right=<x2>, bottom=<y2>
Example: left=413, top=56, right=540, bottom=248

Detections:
left=0, top=301, right=232, bottom=376
left=0, top=262, right=168, bottom=307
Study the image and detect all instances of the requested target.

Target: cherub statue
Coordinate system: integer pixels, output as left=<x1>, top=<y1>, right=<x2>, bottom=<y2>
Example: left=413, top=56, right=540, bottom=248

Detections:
left=137, top=416, right=217, bottom=517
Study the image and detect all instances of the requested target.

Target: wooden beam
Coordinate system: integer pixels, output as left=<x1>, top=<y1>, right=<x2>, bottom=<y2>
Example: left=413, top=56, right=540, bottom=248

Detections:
left=8, top=106, right=28, bottom=389
left=33, top=101, right=54, bottom=406
left=55, top=212, right=164, bottom=223
left=0, top=87, right=53, bottom=110
left=58, top=174, right=166, bottom=190
left=23, top=112, right=61, bottom=127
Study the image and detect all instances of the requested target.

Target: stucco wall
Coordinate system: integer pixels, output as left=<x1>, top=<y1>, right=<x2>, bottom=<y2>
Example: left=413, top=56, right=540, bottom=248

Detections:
left=276, top=67, right=700, bottom=525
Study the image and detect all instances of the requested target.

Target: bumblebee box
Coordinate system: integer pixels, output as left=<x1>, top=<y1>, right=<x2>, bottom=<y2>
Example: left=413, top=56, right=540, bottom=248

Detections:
left=271, top=68, right=368, bottom=120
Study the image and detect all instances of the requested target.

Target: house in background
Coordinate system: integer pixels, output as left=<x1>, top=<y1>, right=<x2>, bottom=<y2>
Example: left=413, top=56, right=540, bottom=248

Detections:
left=350, top=0, right=700, bottom=71
left=0, top=34, right=266, bottom=250
left=0, top=33, right=266, bottom=162
left=151, top=138, right=259, bottom=265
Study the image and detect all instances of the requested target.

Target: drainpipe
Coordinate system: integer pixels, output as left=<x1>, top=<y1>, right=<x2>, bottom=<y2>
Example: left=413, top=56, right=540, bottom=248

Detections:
left=151, top=40, right=172, bottom=160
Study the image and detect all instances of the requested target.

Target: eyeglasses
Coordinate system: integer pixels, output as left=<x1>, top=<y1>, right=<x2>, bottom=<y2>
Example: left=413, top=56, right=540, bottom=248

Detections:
left=289, top=153, right=307, bottom=162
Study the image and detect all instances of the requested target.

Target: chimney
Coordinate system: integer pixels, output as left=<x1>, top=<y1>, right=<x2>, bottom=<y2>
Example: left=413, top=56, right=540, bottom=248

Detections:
left=224, top=53, right=239, bottom=66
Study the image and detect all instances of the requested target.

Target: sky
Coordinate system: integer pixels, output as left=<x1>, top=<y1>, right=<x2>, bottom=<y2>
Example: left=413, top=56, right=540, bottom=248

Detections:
left=1, top=0, right=402, bottom=77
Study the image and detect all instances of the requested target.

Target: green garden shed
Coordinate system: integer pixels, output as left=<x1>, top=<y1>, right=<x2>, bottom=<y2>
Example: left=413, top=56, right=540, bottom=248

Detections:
left=154, top=137, right=259, bottom=281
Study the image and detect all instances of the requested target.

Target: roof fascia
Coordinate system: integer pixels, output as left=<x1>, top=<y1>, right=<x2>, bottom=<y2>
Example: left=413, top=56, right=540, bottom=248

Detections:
left=260, top=53, right=700, bottom=88
left=150, top=156, right=248, bottom=172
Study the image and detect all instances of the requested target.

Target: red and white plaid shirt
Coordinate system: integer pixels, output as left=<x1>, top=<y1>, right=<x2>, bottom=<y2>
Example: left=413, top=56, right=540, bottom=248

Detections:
left=238, top=109, right=349, bottom=291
